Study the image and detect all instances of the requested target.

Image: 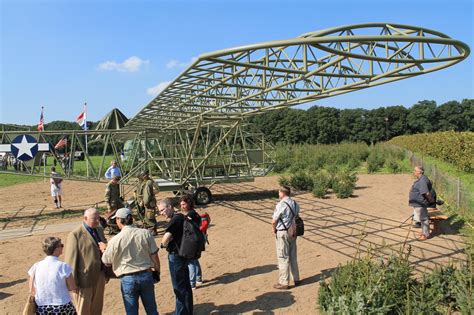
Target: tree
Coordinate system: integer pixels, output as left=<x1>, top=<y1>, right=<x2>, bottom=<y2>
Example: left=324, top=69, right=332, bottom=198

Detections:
left=406, top=100, right=437, bottom=134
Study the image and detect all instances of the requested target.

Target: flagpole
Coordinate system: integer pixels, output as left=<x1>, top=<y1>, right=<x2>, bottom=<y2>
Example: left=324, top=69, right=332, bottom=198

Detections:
left=85, top=102, right=89, bottom=178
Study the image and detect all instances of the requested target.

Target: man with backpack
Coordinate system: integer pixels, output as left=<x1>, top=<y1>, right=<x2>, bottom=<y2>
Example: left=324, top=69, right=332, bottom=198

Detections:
left=158, top=196, right=202, bottom=315
left=271, top=185, right=301, bottom=290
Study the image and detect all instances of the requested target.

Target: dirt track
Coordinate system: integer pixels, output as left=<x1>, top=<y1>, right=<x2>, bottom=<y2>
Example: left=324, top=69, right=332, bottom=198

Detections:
left=0, top=174, right=466, bottom=314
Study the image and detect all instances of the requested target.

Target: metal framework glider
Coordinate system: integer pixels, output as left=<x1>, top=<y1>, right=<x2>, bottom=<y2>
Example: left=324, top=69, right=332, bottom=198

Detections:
left=0, top=23, right=470, bottom=204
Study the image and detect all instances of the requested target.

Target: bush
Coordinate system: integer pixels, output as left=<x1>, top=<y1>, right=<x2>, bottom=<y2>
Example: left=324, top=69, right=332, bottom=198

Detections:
left=332, top=170, right=357, bottom=198
left=289, top=172, right=314, bottom=191
left=312, top=170, right=331, bottom=198
left=278, top=176, right=290, bottom=187
left=318, top=251, right=473, bottom=314
left=366, top=152, right=385, bottom=173
left=386, top=158, right=402, bottom=173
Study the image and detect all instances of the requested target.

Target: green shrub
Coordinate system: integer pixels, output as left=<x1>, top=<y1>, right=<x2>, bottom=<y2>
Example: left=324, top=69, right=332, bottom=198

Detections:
left=312, top=170, right=331, bottom=198
left=289, top=172, right=314, bottom=191
left=332, top=170, right=357, bottom=198
left=278, top=176, right=290, bottom=187
left=366, top=152, right=385, bottom=173
left=318, top=250, right=473, bottom=314
left=347, top=158, right=360, bottom=170
left=386, top=158, right=402, bottom=173
left=318, top=254, right=413, bottom=314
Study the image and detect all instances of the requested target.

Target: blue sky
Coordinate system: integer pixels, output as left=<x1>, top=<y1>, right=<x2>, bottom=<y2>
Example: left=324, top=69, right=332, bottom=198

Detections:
left=1, top=0, right=472, bottom=125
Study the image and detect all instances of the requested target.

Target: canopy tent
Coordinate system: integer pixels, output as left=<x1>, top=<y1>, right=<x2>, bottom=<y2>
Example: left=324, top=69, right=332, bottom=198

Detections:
left=94, top=108, right=129, bottom=130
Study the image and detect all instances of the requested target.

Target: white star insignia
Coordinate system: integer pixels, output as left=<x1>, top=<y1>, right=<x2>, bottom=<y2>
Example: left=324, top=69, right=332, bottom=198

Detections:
left=12, top=135, right=36, bottom=158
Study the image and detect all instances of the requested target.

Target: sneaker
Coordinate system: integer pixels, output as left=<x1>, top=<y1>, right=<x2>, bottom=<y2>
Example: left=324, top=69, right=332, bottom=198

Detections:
left=196, top=281, right=203, bottom=286
left=191, top=286, right=196, bottom=290
left=273, top=283, right=289, bottom=290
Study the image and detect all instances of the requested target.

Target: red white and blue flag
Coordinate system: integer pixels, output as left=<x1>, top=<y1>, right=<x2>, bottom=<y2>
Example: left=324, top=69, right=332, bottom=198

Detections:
left=38, top=106, right=44, bottom=131
left=76, top=103, right=87, bottom=130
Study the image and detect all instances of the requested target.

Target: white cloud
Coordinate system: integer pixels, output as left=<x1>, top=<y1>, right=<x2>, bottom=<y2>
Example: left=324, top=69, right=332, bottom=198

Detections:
left=147, top=81, right=172, bottom=96
left=166, top=56, right=198, bottom=69
left=98, top=56, right=149, bottom=72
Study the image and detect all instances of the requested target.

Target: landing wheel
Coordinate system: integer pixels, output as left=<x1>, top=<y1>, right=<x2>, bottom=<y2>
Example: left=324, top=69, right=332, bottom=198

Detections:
left=194, top=187, right=212, bottom=205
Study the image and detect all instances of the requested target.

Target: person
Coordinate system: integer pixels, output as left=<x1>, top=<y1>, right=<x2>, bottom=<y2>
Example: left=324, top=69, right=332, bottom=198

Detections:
left=271, top=185, right=301, bottom=290
left=104, top=175, right=123, bottom=218
left=105, top=160, right=122, bottom=180
left=102, top=208, right=160, bottom=315
left=64, top=208, right=108, bottom=315
left=409, top=166, right=435, bottom=241
left=179, top=196, right=203, bottom=290
left=50, top=166, right=63, bottom=209
left=27, top=236, right=77, bottom=314
left=159, top=197, right=194, bottom=315
left=138, top=170, right=159, bottom=235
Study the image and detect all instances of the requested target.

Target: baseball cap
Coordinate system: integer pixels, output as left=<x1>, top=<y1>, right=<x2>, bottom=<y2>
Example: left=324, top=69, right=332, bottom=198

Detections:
left=111, top=207, right=132, bottom=219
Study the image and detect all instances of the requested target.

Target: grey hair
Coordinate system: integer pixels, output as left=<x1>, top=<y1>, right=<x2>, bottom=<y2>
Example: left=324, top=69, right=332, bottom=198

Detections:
left=159, top=198, right=173, bottom=208
left=42, top=236, right=62, bottom=256
left=84, top=208, right=98, bottom=218
left=415, top=166, right=424, bottom=174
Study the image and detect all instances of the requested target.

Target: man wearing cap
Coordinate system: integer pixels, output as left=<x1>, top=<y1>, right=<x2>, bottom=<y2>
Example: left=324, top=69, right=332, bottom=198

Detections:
left=105, top=160, right=122, bottom=180
left=64, top=208, right=108, bottom=315
left=102, top=208, right=161, bottom=315
left=105, top=175, right=122, bottom=218
left=138, top=171, right=159, bottom=235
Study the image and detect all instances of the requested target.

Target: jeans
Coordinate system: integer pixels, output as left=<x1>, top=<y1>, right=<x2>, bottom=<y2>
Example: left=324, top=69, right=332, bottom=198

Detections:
left=168, top=253, right=193, bottom=315
left=187, top=259, right=202, bottom=287
left=120, top=271, right=158, bottom=315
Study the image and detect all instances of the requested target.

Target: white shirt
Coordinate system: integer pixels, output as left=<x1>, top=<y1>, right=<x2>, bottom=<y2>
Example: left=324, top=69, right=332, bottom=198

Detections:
left=272, top=197, right=300, bottom=230
left=28, top=256, right=72, bottom=306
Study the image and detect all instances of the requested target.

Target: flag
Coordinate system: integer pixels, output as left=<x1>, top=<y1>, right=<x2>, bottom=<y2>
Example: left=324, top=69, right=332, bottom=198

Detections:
left=76, top=103, right=87, bottom=130
left=38, top=106, right=44, bottom=131
left=54, top=137, right=68, bottom=149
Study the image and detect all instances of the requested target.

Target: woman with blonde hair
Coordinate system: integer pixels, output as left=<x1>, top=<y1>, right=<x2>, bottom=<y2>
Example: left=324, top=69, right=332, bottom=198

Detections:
left=27, top=236, right=77, bottom=314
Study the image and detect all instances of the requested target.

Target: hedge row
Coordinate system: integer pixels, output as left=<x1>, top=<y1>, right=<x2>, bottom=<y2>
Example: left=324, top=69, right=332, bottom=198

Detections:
left=387, top=131, right=474, bottom=172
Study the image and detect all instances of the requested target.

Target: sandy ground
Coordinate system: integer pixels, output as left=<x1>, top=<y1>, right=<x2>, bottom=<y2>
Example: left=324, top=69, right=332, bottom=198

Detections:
left=0, top=174, right=467, bottom=314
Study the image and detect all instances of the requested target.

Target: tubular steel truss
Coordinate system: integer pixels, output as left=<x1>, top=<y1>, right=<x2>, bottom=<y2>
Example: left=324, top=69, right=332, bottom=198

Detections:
left=126, top=23, right=470, bottom=130
left=0, top=23, right=470, bottom=199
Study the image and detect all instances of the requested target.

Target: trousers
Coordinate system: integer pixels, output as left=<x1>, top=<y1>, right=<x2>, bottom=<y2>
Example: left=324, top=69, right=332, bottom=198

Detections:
left=275, top=230, right=300, bottom=286
left=72, top=272, right=105, bottom=315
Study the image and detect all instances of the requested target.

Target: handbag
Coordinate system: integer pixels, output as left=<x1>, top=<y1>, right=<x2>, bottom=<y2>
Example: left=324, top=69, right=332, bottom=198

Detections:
left=282, top=201, right=304, bottom=237
left=22, top=270, right=37, bottom=315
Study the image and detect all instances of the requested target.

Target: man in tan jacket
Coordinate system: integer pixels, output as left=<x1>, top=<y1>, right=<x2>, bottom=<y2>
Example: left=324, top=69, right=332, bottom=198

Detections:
left=64, top=208, right=107, bottom=315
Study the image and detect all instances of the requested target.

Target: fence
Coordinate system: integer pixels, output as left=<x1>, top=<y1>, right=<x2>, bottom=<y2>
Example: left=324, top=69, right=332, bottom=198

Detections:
left=407, top=151, right=473, bottom=220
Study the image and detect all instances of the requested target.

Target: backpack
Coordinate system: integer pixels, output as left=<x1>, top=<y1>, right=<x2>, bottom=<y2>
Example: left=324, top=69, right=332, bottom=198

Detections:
left=281, top=201, right=304, bottom=237
left=178, top=215, right=206, bottom=259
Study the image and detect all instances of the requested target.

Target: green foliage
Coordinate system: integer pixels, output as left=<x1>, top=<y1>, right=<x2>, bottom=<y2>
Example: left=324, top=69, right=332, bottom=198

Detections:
left=318, top=250, right=473, bottom=314
left=318, top=253, right=413, bottom=314
left=312, top=170, right=331, bottom=198
left=249, top=99, right=473, bottom=145
left=332, top=170, right=358, bottom=198
left=289, top=172, right=314, bottom=191
left=366, top=151, right=385, bottom=173
left=386, top=158, right=402, bottom=173
left=278, top=176, right=290, bottom=187
left=388, top=131, right=474, bottom=172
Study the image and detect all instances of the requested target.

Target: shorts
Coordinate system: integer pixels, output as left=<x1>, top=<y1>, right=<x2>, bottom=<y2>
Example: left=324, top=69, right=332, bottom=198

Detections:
left=51, top=186, right=62, bottom=197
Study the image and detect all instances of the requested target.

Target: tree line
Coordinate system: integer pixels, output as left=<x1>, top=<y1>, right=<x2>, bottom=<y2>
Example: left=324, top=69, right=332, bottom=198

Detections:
left=248, top=99, right=473, bottom=144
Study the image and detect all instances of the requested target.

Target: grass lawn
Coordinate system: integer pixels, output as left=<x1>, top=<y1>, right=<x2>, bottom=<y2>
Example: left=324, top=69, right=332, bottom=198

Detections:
left=0, top=173, right=42, bottom=188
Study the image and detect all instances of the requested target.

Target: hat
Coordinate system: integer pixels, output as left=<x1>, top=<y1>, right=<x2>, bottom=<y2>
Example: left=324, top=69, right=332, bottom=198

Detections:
left=111, top=208, right=132, bottom=219
left=139, top=170, right=149, bottom=177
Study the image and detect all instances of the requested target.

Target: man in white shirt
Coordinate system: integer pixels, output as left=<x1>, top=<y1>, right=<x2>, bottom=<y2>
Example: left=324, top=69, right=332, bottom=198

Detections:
left=104, top=160, right=122, bottom=180
left=102, top=208, right=161, bottom=315
left=271, top=185, right=301, bottom=290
